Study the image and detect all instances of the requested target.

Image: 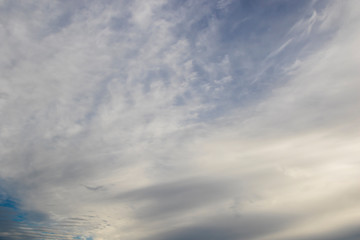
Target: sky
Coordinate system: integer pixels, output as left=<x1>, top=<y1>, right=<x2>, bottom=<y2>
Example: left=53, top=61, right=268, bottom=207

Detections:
left=0, top=0, right=360, bottom=239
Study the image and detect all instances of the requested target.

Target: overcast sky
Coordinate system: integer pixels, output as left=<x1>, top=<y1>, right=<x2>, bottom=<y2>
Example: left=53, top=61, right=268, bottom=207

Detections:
left=0, top=0, right=360, bottom=239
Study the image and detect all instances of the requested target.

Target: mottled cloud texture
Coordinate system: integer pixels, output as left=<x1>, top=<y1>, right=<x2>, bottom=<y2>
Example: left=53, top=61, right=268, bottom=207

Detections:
left=0, top=0, right=360, bottom=239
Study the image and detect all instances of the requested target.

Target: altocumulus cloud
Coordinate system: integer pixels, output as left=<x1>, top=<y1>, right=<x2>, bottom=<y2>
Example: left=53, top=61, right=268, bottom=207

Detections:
left=0, top=0, right=360, bottom=239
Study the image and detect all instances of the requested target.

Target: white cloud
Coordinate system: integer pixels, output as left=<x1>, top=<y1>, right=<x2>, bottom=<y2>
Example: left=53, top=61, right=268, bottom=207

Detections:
left=0, top=0, right=359, bottom=239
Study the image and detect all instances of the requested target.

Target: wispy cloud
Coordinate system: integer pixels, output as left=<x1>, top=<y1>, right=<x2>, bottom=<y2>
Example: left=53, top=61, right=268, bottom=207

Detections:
left=0, top=0, right=359, bottom=239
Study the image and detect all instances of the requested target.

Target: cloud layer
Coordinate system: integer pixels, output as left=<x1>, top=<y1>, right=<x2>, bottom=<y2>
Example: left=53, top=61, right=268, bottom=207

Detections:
left=0, top=0, right=359, bottom=239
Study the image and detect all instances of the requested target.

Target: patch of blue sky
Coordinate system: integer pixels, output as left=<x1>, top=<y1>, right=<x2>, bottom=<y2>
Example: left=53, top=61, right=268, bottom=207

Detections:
left=182, top=0, right=335, bottom=119
left=0, top=189, right=60, bottom=239
left=0, top=197, right=18, bottom=210
left=74, top=236, right=93, bottom=240
left=0, top=198, right=30, bottom=224
left=0, top=189, right=25, bottom=222
left=159, top=2, right=308, bottom=112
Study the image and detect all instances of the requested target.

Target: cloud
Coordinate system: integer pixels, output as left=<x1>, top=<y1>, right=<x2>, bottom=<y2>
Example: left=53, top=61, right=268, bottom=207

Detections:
left=0, top=0, right=359, bottom=239
left=151, top=213, right=296, bottom=240
left=114, top=177, right=235, bottom=221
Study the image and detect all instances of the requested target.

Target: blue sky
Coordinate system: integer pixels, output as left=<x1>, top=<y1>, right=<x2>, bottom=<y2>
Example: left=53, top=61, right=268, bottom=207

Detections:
left=0, top=0, right=360, bottom=239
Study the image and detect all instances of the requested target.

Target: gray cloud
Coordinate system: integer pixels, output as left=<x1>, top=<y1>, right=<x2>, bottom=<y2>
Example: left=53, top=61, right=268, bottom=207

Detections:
left=0, top=0, right=359, bottom=239
left=114, top=178, right=235, bottom=221
left=288, top=226, right=360, bottom=240
left=151, top=213, right=297, bottom=240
